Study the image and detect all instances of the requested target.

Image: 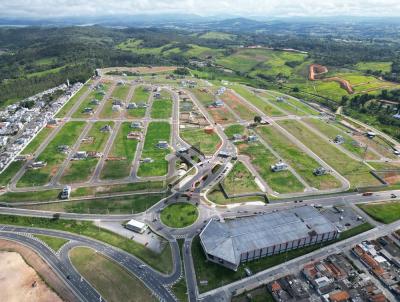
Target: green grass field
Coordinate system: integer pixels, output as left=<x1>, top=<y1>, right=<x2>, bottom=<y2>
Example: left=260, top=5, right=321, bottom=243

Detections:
left=126, top=86, right=150, bottom=118
left=256, top=126, right=342, bottom=190
left=180, top=128, right=221, bottom=156
left=0, top=161, right=24, bottom=187
left=151, top=99, right=173, bottom=119
left=132, top=86, right=150, bottom=103
left=219, top=161, right=260, bottom=198
left=20, top=127, right=54, bottom=155
left=0, top=181, right=165, bottom=203
left=23, top=193, right=164, bottom=214
left=192, top=222, right=372, bottom=293
left=238, top=142, right=305, bottom=194
left=17, top=121, right=86, bottom=187
left=355, top=61, right=392, bottom=73
left=70, top=247, right=157, bottom=302
left=101, top=122, right=139, bottom=179
left=278, top=120, right=381, bottom=188
left=35, top=234, right=68, bottom=251
left=137, top=121, right=171, bottom=177
left=55, top=84, right=90, bottom=118
left=0, top=214, right=173, bottom=273
left=160, top=203, right=199, bottom=228
left=265, top=91, right=319, bottom=116
left=199, top=32, right=236, bottom=40
left=223, top=124, right=248, bottom=139
left=112, top=84, right=130, bottom=99
left=304, top=118, right=379, bottom=160
left=358, top=201, right=400, bottom=224
left=61, top=122, right=113, bottom=183
left=232, top=85, right=284, bottom=117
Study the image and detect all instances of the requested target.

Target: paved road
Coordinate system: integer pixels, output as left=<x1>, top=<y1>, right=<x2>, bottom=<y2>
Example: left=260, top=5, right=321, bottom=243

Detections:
left=0, top=224, right=181, bottom=302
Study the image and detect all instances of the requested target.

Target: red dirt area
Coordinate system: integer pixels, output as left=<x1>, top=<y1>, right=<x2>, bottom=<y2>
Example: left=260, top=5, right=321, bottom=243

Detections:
left=220, top=91, right=256, bottom=119
left=378, top=171, right=400, bottom=185
left=208, top=107, right=236, bottom=124
left=309, top=64, right=328, bottom=80
left=324, top=77, right=354, bottom=94
left=0, top=239, right=76, bottom=302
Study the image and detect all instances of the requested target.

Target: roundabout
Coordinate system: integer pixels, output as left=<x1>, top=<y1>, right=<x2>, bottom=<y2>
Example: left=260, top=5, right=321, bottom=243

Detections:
left=160, top=203, right=199, bottom=228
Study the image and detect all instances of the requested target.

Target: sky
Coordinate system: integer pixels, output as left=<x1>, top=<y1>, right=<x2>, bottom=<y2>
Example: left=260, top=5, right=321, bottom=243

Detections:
left=1, top=0, right=400, bottom=19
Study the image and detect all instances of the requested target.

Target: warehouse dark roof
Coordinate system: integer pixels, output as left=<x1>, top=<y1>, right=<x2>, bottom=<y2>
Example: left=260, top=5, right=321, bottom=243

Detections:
left=200, top=206, right=337, bottom=267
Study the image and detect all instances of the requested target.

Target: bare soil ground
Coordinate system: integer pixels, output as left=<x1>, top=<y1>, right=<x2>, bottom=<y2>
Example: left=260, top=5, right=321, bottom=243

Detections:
left=220, top=91, right=256, bottom=120
left=208, top=107, right=236, bottom=124
left=323, top=77, right=354, bottom=94
left=0, top=239, right=76, bottom=302
left=309, top=64, right=328, bottom=80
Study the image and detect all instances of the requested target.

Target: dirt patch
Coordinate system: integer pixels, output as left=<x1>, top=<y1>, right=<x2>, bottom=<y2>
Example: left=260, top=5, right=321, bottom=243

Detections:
left=0, top=251, right=63, bottom=302
left=376, top=171, right=400, bottom=185
left=309, top=64, right=328, bottom=80
left=208, top=107, right=236, bottom=124
left=220, top=91, right=256, bottom=119
left=323, top=77, right=354, bottom=94
left=0, top=239, right=76, bottom=302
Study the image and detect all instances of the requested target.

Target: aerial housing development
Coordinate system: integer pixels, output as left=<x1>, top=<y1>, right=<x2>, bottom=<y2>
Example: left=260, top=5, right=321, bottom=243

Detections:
left=0, top=8, right=400, bottom=302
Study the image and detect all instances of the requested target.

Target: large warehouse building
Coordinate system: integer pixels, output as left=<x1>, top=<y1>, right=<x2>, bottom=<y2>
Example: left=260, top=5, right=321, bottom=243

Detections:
left=200, top=206, right=338, bottom=270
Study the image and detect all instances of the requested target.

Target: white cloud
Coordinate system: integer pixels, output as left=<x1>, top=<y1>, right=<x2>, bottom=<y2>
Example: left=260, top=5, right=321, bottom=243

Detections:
left=1, top=0, right=400, bottom=18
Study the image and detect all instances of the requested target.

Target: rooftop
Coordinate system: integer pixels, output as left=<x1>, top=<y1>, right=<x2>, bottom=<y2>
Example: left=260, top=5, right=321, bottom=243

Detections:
left=200, top=206, right=337, bottom=267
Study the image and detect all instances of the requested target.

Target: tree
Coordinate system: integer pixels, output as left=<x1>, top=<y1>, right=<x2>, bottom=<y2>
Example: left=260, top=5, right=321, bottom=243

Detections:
left=254, top=116, right=262, bottom=123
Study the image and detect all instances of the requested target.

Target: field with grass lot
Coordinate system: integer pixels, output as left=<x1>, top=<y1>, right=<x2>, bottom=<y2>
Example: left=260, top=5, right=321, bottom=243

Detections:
left=278, top=120, right=381, bottom=188
left=126, top=86, right=150, bottom=118
left=101, top=122, right=139, bottom=179
left=17, top=121, right=86, bottom=187
left=358, top=201, right=400, bottom=224
left=161, top=203, right=199, bottom=228
left=70, top=247, right=157, bottom=302
left=232, top=85, right=284, bottom=117
left=223, top=124, right=248, bottom=139
left=0, top=214, right=173, bottom=273
left=61, top=121, right=113, bottom=183
left=23, top=193, right=164, bottom=214
left=151, top=99, right=172, bottom=119
left=265, top=90, right=319, bottom=115
left=238, top=142, right=305, bottom=194
left=256, top=126, right=342, bottom=190
left=72, top=84, right=109, bottom=118
left=304, top=118, right=379, bottom=160
left=221, top=161, right=260, bottom=195
left=137, top=121, right=171, bottom=177
left=180, top=128, right=221, bottom=156
left=0, top=161, right=24, bottom=187
left=34, top=234, right=68, bottom=251
left=355, top=61, right=392, bottom=73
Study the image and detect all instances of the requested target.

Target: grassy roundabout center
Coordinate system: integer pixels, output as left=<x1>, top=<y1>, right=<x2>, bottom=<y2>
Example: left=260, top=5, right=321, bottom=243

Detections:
left=160, top=203, right=199, bottom=228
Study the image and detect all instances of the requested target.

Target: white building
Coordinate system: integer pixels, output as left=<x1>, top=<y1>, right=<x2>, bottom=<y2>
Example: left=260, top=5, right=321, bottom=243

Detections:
left=125, top=219, right=148, bottom=234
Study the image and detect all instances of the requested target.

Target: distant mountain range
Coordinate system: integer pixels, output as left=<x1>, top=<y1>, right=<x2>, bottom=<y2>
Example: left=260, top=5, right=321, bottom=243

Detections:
left=1, top=14, right=400, bottom=33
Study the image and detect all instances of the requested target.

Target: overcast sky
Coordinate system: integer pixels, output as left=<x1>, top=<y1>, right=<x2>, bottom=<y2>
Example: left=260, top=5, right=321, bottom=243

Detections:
left=1, top=0, right=400, bottom=19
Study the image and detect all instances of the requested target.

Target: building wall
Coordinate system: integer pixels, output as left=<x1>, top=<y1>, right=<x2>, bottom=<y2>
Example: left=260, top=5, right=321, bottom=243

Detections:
left=238, top=230, right=339, bottom=266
